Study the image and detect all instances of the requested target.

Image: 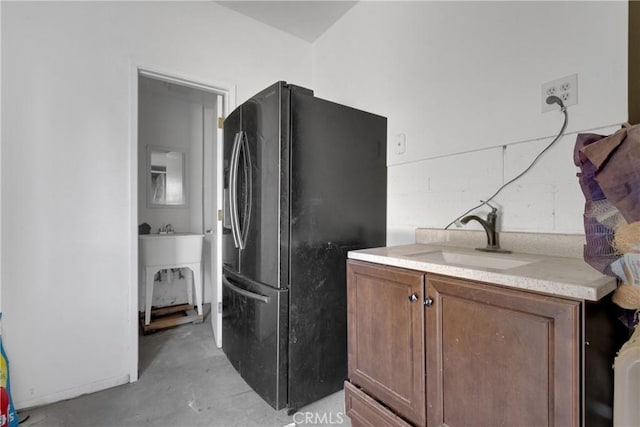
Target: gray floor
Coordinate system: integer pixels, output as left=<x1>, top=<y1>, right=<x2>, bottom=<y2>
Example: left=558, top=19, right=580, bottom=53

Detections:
left=18, top=315, right=350, bottom=427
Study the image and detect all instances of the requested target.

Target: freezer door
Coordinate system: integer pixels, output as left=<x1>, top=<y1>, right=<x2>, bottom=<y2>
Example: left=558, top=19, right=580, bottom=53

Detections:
left=222, top=267, right=289, bottom=409
left=237, top=83, right=290, bottom=289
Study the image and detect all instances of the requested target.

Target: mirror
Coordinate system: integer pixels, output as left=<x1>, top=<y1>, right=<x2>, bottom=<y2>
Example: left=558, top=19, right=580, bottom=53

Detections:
left=147, top=146, right=187, bottom=207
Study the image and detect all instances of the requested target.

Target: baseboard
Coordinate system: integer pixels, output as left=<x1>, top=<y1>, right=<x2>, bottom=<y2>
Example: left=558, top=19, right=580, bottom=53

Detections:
left=14, top=374, right=130, bottom=410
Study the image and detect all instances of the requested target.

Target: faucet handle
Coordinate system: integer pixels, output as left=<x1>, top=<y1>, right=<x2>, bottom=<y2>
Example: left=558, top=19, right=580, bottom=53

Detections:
left=486, top=208, right=498, bottom=225
left=480, top=199, right=498, bottom=213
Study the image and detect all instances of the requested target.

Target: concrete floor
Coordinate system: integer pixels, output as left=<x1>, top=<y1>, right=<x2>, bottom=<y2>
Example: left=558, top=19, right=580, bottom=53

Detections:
left=18, top=317, right=350, bottom=427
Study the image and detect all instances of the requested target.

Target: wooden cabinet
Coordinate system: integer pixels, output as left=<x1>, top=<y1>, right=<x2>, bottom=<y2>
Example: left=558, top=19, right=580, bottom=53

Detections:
left=345, top=260, right=583, bottom=427
left=426, top=273, right=580, bottom=427
left=346, top=260, right=426, bottom=426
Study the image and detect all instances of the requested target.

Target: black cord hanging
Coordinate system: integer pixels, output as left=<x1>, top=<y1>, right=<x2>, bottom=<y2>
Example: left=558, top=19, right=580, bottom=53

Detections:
left=444, top=97, right=568, bottom=230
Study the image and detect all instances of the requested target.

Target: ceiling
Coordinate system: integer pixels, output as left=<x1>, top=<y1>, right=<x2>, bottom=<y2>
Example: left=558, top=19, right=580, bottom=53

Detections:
left=215, top=1, right=358, bottom=42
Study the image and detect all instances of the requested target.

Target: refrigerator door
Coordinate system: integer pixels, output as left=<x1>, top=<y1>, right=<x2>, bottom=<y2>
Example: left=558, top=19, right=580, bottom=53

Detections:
left=237, top=82, right=290, bottom=289
left=222, top=107, right=241, bottom=272
left=222, top=266, right=289, bottom=409
left=287, top=90, right=387, bottom=409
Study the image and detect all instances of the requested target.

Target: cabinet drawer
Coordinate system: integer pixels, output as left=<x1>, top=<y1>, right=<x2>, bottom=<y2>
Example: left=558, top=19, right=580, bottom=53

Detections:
left=344, top=381, right=411, bottom=427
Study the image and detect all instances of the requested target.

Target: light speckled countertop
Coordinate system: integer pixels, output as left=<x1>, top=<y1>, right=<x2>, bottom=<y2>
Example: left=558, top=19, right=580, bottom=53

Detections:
left=348, top=242, right=616, bottom=301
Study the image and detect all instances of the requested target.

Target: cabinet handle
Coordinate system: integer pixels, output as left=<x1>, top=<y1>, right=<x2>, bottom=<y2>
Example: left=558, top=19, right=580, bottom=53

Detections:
left=408, top=293, right=419, bottom=302
left=424, top=297, right=434, bottom=307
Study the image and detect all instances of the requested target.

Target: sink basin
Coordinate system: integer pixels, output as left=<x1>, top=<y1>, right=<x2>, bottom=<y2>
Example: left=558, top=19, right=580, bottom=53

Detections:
left=139, top=233, right=204, bottom=267
left=405, top=250, right=535, bottom=270
left=139, top=232, right=205, bottom=325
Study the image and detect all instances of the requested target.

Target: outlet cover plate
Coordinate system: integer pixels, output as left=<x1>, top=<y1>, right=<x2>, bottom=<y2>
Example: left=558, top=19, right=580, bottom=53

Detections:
left=541, top=73, right=578, bottom=112
left=395, top=133, right=406, bottom=155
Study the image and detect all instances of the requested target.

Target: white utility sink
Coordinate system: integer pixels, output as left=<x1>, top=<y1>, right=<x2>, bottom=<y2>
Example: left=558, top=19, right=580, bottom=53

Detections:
left=139, top=233, right=204, bottom=267
left=405, top=250, right=536, bottom=270
left=139, top=233, right=204, bottom=325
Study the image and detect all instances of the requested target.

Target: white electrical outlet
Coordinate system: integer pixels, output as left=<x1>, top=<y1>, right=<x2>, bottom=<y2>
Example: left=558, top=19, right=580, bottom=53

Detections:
left=395, top=133, right=406, bottom=155
left=541, top=73, right=578, bottom=112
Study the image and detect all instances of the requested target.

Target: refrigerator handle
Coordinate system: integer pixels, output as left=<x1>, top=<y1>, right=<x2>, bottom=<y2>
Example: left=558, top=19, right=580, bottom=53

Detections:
left=229, top=132, right=242, bottom=249
left=223, top=275, right=270, bottom=304
left=238, top=132, right=252, bottom=250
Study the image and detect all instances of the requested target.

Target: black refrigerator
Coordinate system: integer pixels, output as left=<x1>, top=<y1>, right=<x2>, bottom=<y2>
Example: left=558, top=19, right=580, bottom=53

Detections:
left=222, top=81, right=386, bottom=411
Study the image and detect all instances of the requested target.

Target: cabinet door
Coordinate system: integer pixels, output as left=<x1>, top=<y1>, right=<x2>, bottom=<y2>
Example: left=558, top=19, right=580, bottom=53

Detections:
left=347, top=260, right=426, bottom=426
left=426, top=274, right=580, bottom=427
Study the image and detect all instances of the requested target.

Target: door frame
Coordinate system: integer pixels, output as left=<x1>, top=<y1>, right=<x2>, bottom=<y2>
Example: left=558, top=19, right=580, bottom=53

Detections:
left=129, top=63, right=235, bottom=382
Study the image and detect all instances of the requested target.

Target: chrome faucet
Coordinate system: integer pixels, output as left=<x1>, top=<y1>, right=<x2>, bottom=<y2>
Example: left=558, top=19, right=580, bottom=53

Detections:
left=460, top=207, right=511, bottom=253
left=159, top=224, right=174, bottom=234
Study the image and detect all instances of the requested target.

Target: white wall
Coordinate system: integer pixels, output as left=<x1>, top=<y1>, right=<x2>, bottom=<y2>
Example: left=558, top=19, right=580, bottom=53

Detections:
left=1, top=1, right=311, bottom=409
left=312, top=1, right=628, bottom=244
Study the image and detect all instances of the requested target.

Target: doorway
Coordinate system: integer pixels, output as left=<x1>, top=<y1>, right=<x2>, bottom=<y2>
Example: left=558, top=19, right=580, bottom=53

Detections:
left=133, top=69, right=232, bottom=379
